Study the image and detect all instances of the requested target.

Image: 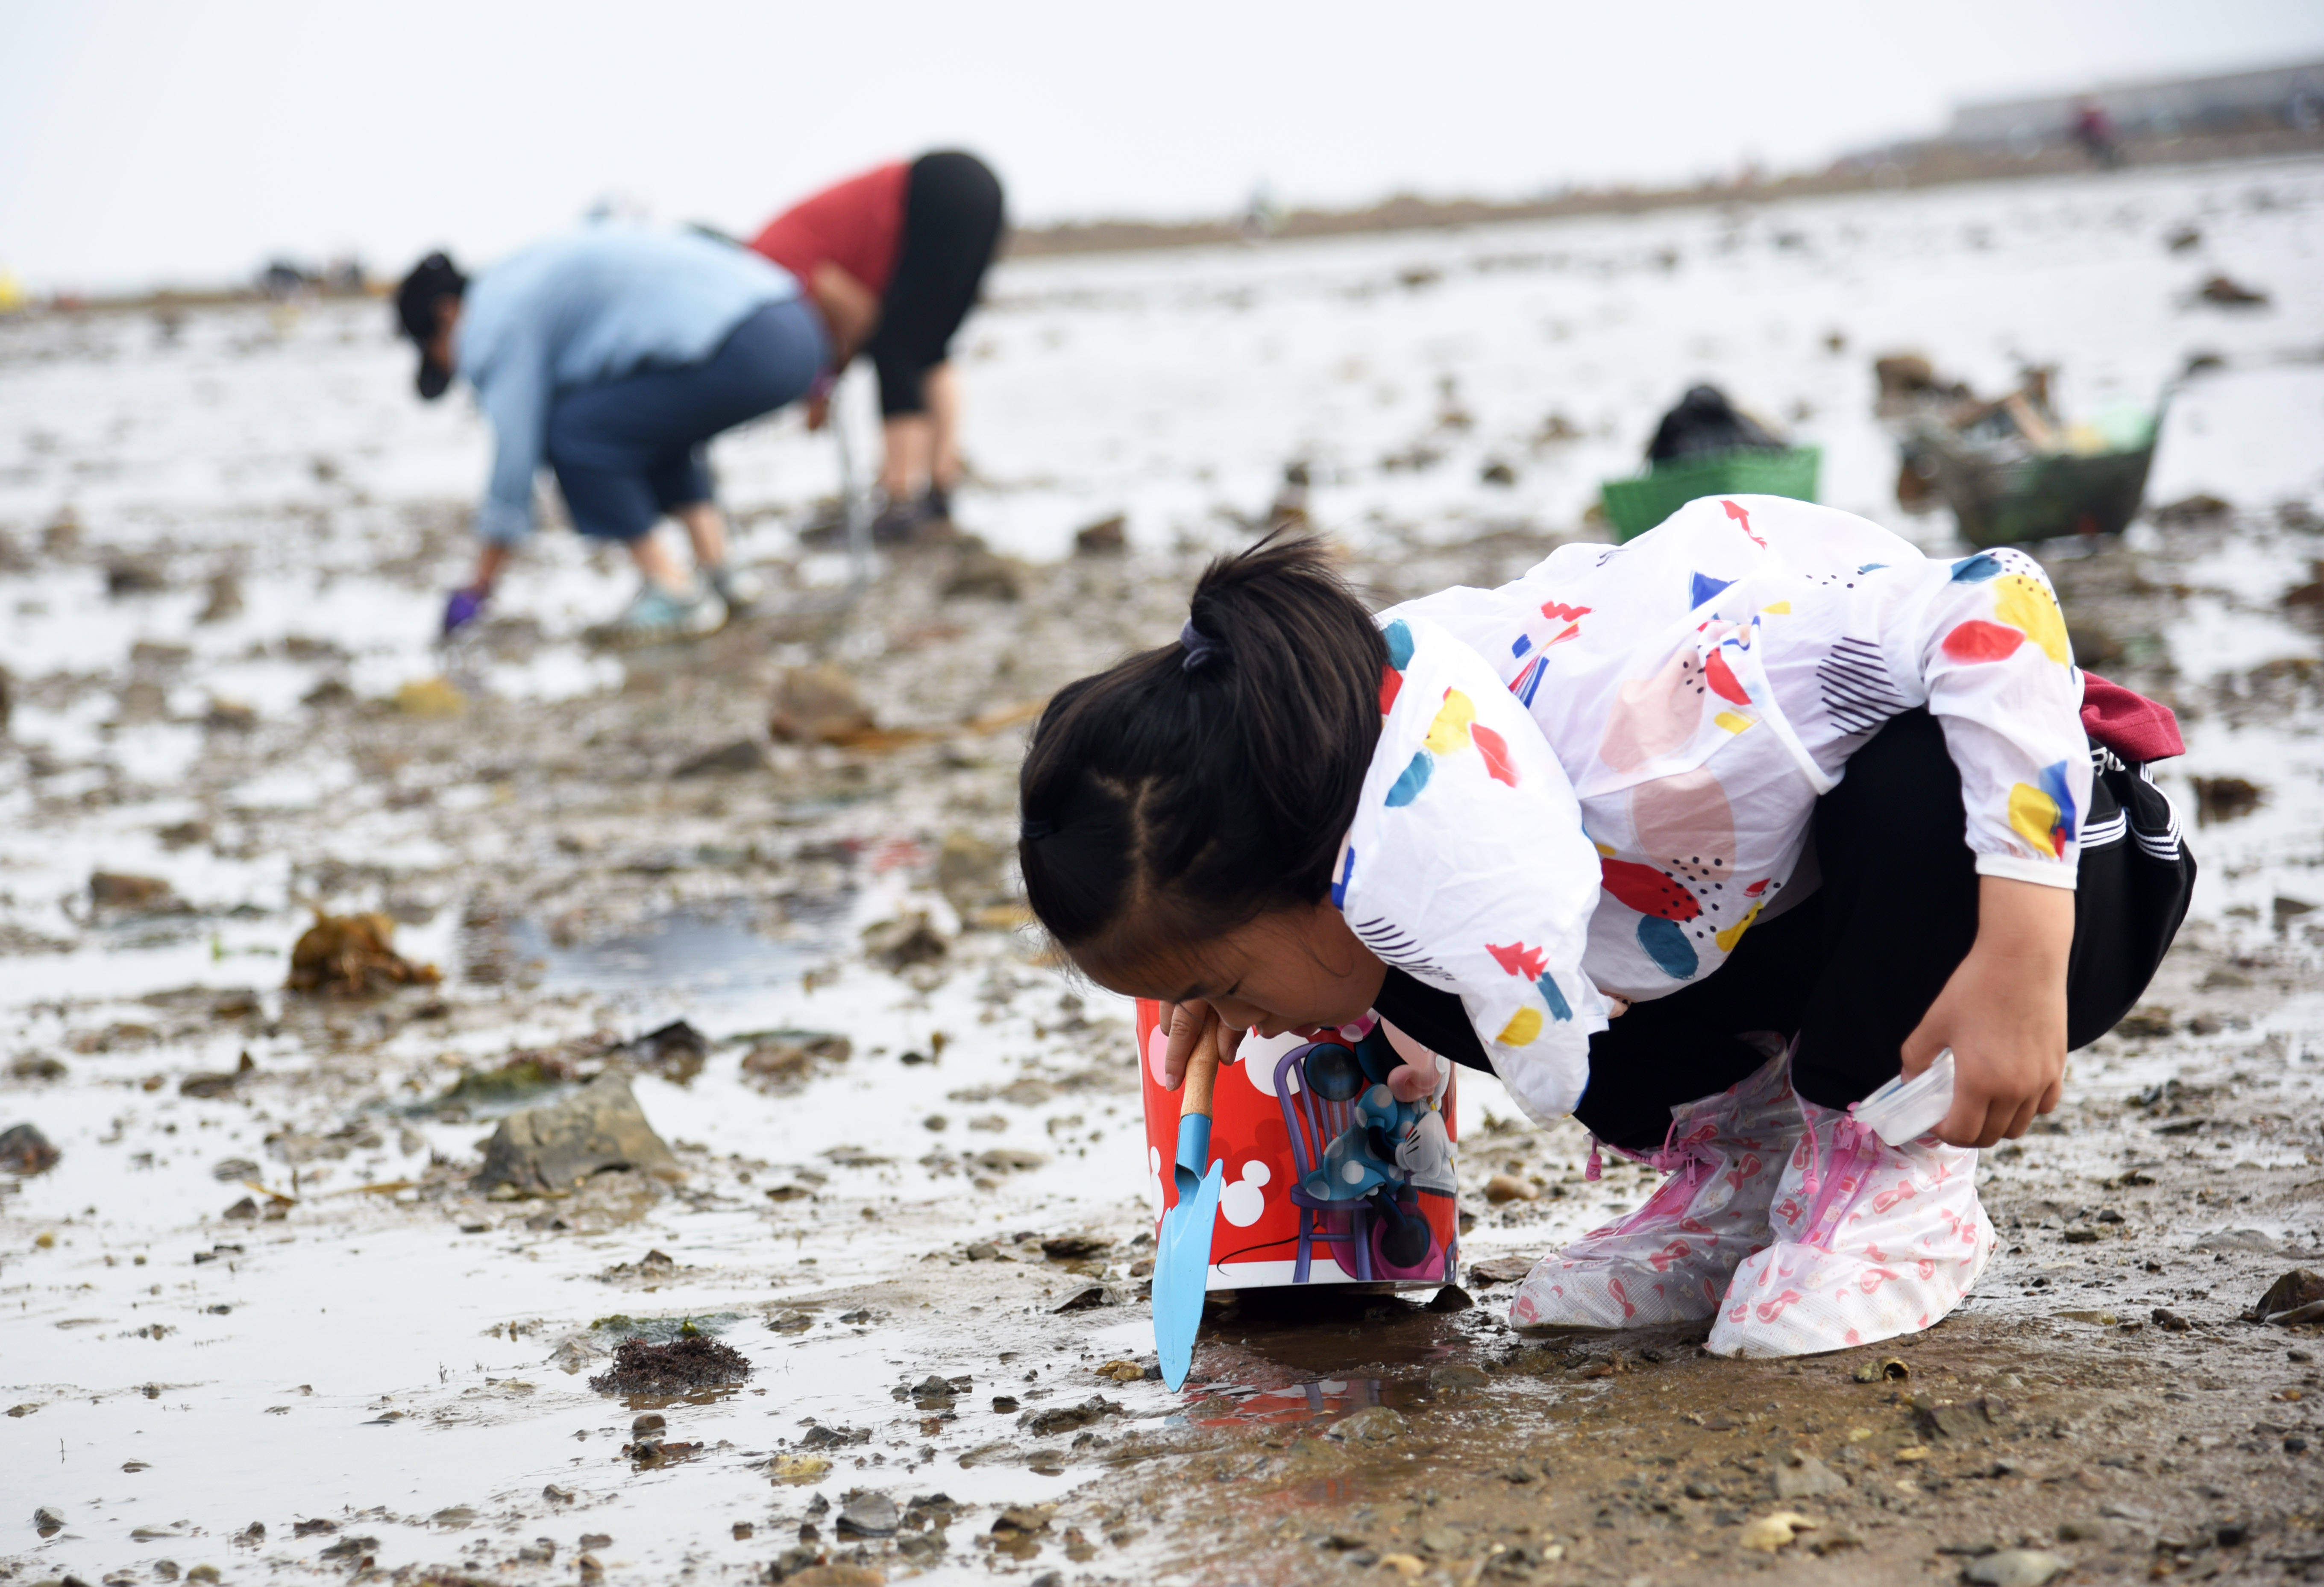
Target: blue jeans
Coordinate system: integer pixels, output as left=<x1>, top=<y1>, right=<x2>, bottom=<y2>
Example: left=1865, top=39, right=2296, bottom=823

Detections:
left=545, top=295, right=825, bottom=542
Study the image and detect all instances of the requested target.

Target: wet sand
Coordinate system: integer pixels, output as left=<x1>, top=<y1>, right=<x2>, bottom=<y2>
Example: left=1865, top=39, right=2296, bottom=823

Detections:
left=3, top=157, right=2322, bottom=1585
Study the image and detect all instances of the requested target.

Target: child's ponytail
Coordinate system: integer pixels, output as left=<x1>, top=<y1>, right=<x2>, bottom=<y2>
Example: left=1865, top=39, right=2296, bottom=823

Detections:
left=1018, top=534, right=1387, bottom=963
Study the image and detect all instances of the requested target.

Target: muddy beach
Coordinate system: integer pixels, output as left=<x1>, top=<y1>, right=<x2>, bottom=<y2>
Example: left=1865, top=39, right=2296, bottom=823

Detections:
left=5, top=157, right=2324, bottom=1586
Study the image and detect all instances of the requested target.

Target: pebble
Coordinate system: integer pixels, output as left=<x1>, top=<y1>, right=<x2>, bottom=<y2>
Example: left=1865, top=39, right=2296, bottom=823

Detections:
left=1426, top=1285, right=1474, bottom=1313
left=836, top=1490, right=899, bottom=1537
left=474, top=1074, right=678, bottom=1195
left=0, top=1123, right=61, bottom=1176
left=1326, top=1405, right=1406, bottom=1444
left=1484, top=1173, right=1538, bottom=1203
left=1773, top=1452, right=1850, bottom=1499
left=992, top=1504, right=1057, bottom=1534
left=1963, top=1549, right=2071, bottom=1587
left=1739, top=1511, right=1817, bottom=1552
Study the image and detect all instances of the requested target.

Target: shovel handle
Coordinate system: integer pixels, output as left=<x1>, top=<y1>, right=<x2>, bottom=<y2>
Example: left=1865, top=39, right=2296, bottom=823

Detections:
left=1180, top=1041, right=1221, bottom=1121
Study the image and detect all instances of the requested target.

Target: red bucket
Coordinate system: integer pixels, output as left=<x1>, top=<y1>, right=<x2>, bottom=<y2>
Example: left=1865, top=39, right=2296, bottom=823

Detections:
left=1135, top=998, right=1461, bottom=1293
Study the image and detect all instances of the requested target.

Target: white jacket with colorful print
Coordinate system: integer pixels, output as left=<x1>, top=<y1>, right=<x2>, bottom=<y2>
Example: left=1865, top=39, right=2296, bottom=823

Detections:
left=1336, top=494, right=2088, bottom=1125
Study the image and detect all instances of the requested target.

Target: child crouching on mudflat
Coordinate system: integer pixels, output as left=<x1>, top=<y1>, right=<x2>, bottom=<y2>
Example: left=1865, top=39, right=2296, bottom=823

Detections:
left=1013, top=501, right=2190, bottom=1355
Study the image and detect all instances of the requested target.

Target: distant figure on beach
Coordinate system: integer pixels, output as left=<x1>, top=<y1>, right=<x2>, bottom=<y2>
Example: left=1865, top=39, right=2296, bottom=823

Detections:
left=749, top=152, right=1005, bottom=546
left=2071, top=100, right=2122, bottom=168
left=396, top=226, right=823, bottom=644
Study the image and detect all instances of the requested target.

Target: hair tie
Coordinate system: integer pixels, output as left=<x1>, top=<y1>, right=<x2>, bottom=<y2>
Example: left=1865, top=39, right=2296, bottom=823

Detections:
left=1179, top=619, right=1225, bottom=673
left=1020, top=819, right=1056, bottom=842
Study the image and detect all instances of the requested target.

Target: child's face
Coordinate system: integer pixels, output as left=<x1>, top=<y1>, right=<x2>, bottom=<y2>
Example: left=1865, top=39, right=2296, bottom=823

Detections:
left=1079, top=899, right=1386, bottom=1037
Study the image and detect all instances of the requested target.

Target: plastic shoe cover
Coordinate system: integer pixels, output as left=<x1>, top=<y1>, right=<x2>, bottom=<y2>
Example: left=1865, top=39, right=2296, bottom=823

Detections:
left=1705, top=1099, right=1996, bottom=1358
left=590, top=584, right=726, bottom=649
left=1509, top=1050, right=1799, bottom=1329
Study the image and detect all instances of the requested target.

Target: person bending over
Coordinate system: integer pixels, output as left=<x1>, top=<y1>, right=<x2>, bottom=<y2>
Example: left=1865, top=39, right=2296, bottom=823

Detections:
left=750, top=151, right=1004, bottom=545
left=397, top=226, right=823, bottom=644
left=1015, top=514, right=2190, bottom=1358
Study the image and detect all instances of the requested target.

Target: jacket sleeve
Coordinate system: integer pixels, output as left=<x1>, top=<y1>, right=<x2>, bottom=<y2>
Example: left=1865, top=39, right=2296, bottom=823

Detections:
left=1887, top=548, right=2089, bottom=887
left=1341, top=615, right=1610, bottom=1123
left=465, top=315, right=550, bottom=546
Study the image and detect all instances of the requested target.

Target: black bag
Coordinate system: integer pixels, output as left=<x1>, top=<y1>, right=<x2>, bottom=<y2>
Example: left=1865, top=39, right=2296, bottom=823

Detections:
left=2066, top=743, right=2196, bottom=1048
left=1646, top=384, right=1786, bottom=465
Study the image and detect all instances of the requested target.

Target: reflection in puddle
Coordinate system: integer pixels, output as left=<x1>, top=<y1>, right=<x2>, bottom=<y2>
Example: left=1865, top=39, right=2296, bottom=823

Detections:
left=461, top=894, right=851, bottom=1000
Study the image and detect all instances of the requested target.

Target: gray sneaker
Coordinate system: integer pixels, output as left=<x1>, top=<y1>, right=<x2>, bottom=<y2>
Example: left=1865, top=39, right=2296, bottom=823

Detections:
left=702, top=563, right=764, bottom=613
left=586, top=583, right=726, bottom=649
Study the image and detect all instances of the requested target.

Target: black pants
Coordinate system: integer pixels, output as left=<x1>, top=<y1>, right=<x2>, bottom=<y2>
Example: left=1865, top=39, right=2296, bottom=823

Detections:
left=1374, top=710, right=2193, bottom=1151
left=1572, top=709, right=2192, bottom=1148
left=869, top=151, right=1004, bottom=417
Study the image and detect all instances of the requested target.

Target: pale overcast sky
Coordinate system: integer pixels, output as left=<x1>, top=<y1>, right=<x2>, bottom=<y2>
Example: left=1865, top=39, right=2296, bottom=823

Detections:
left=5, top=0, right=2323, bottom=292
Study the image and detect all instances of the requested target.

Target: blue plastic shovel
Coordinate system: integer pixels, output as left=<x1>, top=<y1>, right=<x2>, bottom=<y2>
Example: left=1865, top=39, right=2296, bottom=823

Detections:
left=1152, top=1044, right=1224, bottom=1391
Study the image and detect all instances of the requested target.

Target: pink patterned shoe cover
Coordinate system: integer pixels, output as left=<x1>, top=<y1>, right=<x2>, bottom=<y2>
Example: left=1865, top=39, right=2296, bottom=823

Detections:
left=1705, top=1098, right=1997, bottom=1358
left=1509, top=1051, right=1799, bottom=1329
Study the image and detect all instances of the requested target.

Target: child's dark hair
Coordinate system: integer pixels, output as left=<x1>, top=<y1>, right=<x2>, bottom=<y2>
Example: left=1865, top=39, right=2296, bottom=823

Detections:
left=1017, top=533, right=1386, bottom=969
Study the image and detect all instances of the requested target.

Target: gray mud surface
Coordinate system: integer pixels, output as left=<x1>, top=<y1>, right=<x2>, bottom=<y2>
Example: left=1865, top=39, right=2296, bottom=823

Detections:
left=5, top=158, right=2324, bottom=1585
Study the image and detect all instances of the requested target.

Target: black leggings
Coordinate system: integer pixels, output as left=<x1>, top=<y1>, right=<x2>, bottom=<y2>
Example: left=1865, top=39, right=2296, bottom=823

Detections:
left=869, top=151, right=1004, bottom=417
left=1374, top=709, right=2192, bottom=1151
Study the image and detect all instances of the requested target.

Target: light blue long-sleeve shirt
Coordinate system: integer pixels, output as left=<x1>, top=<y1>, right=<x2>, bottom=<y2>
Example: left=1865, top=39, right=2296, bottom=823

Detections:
left=454, top=227, right=799, bottom=544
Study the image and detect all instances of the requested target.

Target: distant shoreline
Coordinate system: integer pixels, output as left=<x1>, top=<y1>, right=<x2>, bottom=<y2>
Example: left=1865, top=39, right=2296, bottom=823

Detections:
left=14, top=126, right=2323, bottom=315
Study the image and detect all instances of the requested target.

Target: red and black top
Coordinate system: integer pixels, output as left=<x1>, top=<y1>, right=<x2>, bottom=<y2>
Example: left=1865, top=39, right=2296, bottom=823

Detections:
left=749, top=152, right=1003, bottom=417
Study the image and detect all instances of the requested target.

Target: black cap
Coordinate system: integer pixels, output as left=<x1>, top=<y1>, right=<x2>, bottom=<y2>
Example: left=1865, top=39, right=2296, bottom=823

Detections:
left=394, top=251, right=467, bottom=400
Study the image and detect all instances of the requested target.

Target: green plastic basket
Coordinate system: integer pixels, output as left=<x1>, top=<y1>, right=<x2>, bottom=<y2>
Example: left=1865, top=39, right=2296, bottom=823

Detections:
left=1599, top=446, right=1822, bottom=542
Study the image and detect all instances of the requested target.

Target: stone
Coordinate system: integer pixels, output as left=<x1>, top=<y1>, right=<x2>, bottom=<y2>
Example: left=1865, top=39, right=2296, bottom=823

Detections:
left=769, top=1455, right=830, bottom=1485
left=1464, top=1255, right=1534, bottom=1287
left=1018, top=1396, right=1121, bottom=1435
left=936, top=831, right=1009, bottom=917
left=472, top=1074, right=679, bottom=1195
left=89, top=871, right=178, bottom=912
left=1484, top=1173, right=1538, bottom=1203
left=1774, top=1452, right=1850, bottom=1499
left=742, top=1031, right=851, bottom=1088
left=1073, top=515, right=1127, bottom=555
left=2197, top=274, right=2268, bottom=307
left=179, top=1053, right=254, bottom=1098
left=1040, top=1231, right=1111, bottom=1260
left=1428, top=1363, right=1489, bottom=1390
left=1327, top=1405, right=1406, bottom=1444
left=836, top=1491, right=898, bottom=1538
left=391, top=676, right=467, bottom=718
left=0, top=1123, right=60, bottom=1175
left=1739, top=1511, right=1816, bottom=1552
left=940, top=546, right=1023, bottom=601
left=2251, top=1269, right=2324, bottom=1325
left=672, top=738, right=768, bottom=778
left=783, top=1566, right=885, bottom=1587
left=769, top=664, right=875, bottom=746
left=1963, top=1549, right=2071, bottom=1587
left=863, top=912, right=948, bottom=972
left=1426, top=1285, right=1474, bottom=1312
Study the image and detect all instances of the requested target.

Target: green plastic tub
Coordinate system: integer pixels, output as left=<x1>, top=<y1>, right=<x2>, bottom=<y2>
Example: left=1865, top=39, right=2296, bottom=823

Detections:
left=1599, top=446, right=1822, bottom=542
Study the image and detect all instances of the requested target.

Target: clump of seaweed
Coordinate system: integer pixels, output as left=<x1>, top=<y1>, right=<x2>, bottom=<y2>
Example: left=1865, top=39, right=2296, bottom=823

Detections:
left=588, top=1332, right=752, bottom=1394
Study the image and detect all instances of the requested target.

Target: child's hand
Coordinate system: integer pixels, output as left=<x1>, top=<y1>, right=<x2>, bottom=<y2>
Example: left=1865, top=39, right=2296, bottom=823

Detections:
left=1157, top=1001, right=1241, bottom=1091
left=1899, top=877, right=2073, bottom=1148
